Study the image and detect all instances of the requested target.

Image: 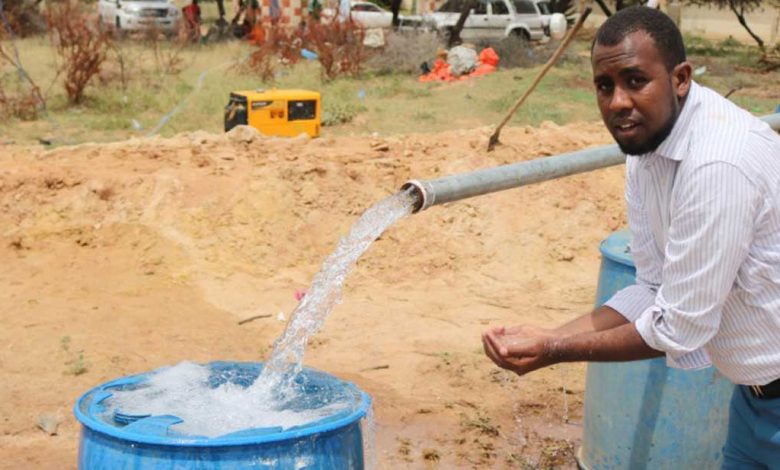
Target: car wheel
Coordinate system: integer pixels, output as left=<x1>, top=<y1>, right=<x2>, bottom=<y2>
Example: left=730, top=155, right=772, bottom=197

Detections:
left=511, top=28, right=530, bottom=42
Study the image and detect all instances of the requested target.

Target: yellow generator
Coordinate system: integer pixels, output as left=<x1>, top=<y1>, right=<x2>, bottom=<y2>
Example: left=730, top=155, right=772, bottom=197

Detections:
left=224, top=89, right=321, bottom=138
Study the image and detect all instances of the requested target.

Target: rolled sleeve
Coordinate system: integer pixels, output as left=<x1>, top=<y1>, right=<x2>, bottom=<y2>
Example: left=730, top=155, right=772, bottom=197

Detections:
left=634, top=162, right=759, bottom=366
left=635, top=306, right=711, bottom=369
left=608, top=286, right=712, bottom=369
left=604, top=284, right=656, bottom=322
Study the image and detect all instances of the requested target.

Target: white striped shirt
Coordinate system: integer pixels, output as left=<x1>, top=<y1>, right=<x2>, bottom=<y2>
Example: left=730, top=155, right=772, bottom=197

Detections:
left=604, top=81, right=780, bottom=386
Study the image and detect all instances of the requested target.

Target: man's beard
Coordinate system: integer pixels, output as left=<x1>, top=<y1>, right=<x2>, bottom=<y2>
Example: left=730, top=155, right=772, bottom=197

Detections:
left=616, top=91, right=680, bottom=156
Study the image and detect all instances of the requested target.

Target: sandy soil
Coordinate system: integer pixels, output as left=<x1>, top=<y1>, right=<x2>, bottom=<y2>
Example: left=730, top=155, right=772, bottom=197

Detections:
left=587, top=5, right=780, bottom=45
left=0, top=122, right=625, bottom=469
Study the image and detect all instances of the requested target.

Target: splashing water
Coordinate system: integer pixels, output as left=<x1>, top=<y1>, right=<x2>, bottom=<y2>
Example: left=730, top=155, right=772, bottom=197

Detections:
left=104, top=190, right=417, bottom=438
left=362, top=404, right=377, bottom=470
left=256, top=190, right=417, bottom=397
left=105, top=361, right=349, bottom=438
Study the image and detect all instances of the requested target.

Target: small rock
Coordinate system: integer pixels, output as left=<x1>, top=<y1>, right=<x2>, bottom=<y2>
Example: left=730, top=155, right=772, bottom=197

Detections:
left=557, top=251, right=575, bottom=262
left=226, top=125, right=262, bottom=144
left=370, top=141, right=390, bottom=152
left=36, top=414, right=59, bottom=436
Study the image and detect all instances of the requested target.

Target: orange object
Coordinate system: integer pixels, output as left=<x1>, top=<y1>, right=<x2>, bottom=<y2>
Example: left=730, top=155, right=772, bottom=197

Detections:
left=468, top=48, right=500, bottom=78
left=225, top=89, right=321, bottom=138
left=418, top=58, right=454, bottom=83
left=247, top=23, right=265, bottom=43
left=479, top=47, right=499, bottom=67
left=469, top=48, right=499, bottom=77
left=418, top=48, right=499, bottom=83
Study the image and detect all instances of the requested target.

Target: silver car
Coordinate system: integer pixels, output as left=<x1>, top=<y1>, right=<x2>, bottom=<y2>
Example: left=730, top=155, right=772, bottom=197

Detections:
left=423, top=0, right=551, bottom=41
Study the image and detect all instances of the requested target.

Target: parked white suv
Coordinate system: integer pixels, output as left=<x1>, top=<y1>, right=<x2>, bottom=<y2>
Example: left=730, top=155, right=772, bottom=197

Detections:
left=321, top=1, right=424, bottom=29
left=98, top=0, right=180, bottom=33
left=423, top=0, right=552, bottom=41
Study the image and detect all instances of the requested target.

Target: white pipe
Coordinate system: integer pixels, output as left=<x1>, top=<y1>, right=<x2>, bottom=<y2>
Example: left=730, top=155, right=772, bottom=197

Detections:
left=404, top=113, right=780, bottom=212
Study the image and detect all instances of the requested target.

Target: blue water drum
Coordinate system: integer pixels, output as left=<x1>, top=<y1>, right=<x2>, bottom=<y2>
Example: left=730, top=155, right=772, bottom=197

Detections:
left=74, top=362, right=371, bottom=470
left=577, top=230, right=734, bottom=469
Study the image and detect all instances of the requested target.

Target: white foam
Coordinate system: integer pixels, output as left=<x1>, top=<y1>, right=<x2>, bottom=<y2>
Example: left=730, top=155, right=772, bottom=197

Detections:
left=106, top=362, right=348, bottom=438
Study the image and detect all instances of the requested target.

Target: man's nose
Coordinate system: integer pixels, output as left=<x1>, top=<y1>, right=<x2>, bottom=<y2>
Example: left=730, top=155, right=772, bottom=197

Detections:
left=609, top=86, right=633, bottom=112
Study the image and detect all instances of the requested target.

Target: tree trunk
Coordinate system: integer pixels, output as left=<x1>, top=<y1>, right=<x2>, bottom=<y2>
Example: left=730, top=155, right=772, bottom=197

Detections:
left=447, top=0, right=477, bottom=47
left=728, top=0, right=765, bottom=52
left=391, top=0, right=402, bottom=30
left=593, top=0, right=612, bottom=17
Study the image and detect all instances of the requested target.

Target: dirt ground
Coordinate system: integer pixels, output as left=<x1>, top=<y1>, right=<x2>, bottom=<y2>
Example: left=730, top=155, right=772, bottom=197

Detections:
left=0, top=121, right=626, bottom=469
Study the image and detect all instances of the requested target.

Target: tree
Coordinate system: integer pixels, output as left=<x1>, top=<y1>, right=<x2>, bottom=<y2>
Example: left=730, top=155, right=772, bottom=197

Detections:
left=447, top=0, right=478, bottom=47
left=390, top=0, right=402, bottom=29
left=549, top=0, right=577, bottom=22
left=686, top=0, right=776, bottom=52
left=1, top=0, right=47, bottom=36
left=592, top=0, right=646, bottom=17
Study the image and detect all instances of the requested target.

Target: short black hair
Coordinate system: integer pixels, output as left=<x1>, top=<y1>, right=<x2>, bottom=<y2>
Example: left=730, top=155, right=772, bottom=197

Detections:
left=593, top=6, right=686, bottom=71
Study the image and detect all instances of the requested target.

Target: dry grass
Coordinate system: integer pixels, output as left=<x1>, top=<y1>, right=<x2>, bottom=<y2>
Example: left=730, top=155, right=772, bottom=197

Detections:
left=47, top=0, right=112, bottom=104
left=0, top=31, right=777, bottom=145
left=366, top=30, right=442, bottom=75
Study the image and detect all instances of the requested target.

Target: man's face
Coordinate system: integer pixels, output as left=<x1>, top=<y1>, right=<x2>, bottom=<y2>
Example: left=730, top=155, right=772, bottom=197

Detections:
left=591, top=30, right=688, bottom=155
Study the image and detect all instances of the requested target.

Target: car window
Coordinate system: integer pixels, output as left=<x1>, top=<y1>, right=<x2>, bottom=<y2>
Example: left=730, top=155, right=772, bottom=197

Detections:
left=490, top=0, right=509, bottom=14
left=437, top=0, right=464, bottom=12
left=513, top=0, right=536, bottom=14
left=536, top=1, right=550, bottom=14
left=353, top=3, right=380, bottom=11
left=474, top=0, right=488, bottom=14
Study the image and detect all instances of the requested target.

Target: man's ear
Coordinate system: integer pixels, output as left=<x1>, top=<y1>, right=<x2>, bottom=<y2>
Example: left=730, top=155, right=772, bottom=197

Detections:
left=672, top=61, right=692, bottom=99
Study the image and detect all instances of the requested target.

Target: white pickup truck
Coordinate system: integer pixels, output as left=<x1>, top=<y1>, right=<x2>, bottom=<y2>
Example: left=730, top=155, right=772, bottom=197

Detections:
left=97, top=0, right=180, bottom=33
left=423, top=0, right=553, bottom=41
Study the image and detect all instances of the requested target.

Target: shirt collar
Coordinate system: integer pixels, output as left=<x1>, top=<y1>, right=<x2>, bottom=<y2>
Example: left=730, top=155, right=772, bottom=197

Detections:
left=646, top=80, right=701, bottom=162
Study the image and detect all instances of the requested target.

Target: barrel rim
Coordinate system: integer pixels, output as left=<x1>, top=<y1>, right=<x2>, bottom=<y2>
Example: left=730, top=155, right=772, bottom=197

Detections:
left=73, top=361, right=371, bottom=447
left=599, top=229, right=634, bottom=267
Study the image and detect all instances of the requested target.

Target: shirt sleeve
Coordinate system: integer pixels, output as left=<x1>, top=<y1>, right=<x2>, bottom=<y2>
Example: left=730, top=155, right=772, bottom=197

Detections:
left=606, top=158, right=711, bottom=369
left=605, top=158, right=661, bottom=322
left=634, top=161, right=760, bottom=364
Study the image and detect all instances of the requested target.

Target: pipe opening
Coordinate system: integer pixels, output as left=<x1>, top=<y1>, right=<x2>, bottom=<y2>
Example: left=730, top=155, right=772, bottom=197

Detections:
left=400, top=180, right=427, bottom=213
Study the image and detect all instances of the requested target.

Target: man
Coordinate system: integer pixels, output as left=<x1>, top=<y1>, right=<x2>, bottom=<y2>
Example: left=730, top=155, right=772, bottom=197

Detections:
left=182, top=0, right=201, bottom=41
left=482, top=6, right=780, bottom=468
left=230, top=0, right=261, bottom=38
left=307, top=0, right=322, bottom=22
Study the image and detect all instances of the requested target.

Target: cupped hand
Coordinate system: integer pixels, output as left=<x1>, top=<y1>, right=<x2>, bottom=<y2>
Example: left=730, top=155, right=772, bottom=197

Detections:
left=481, top=324, right=559, bottom=377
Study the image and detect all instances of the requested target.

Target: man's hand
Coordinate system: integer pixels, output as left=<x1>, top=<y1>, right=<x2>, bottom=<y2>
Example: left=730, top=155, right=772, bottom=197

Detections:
left=482, top=325, right=560, bottom=376
left=482, top=321, right=664, bottom=374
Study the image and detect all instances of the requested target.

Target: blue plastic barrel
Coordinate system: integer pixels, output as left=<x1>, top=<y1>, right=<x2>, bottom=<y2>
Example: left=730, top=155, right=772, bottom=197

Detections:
left=74, top=361, right=371, bottom=470
left=577, top=230, right=734, bottom=469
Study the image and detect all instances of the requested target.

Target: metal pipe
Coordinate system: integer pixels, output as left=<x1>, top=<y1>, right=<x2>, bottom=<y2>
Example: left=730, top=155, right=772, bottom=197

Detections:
left=403, top=113, right=780, bottom=212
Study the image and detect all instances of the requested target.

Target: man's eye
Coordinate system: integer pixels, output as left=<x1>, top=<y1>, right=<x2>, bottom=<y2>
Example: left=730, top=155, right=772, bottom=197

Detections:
left=596, top=82, right=613, bottom=92
left=627, top=77, right=647, bottom=88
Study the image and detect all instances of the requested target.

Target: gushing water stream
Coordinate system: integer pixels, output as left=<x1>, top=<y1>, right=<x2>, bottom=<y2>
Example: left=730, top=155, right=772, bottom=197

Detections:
left=106, top=190, right=417, bottom=439
left=255, top=190, right=417, bottom=398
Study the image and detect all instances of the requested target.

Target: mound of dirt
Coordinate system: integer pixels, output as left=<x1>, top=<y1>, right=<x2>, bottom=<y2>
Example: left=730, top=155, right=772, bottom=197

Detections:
left=0, top=121, right=624, bottom=469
